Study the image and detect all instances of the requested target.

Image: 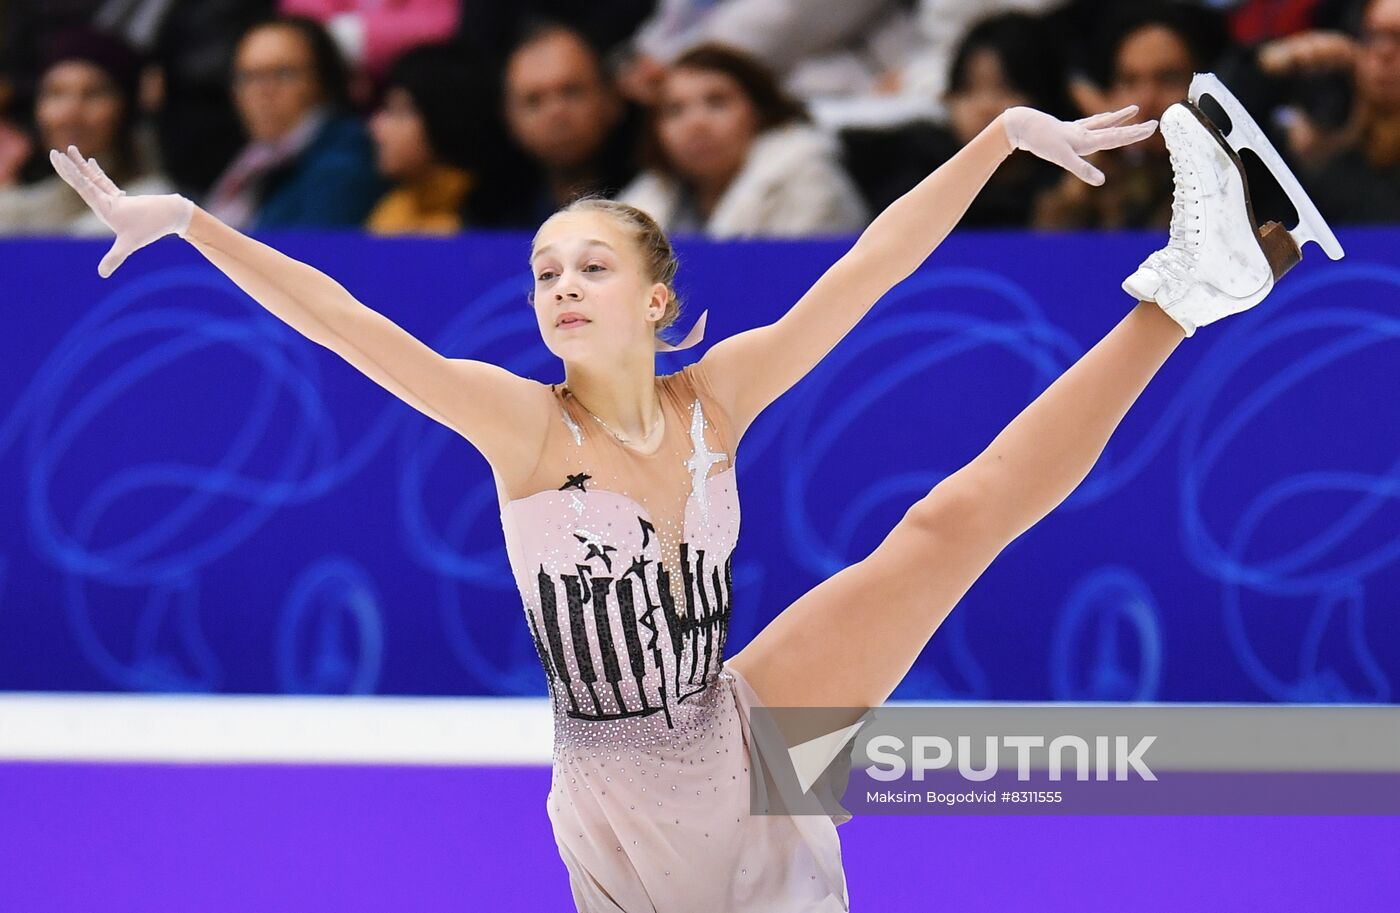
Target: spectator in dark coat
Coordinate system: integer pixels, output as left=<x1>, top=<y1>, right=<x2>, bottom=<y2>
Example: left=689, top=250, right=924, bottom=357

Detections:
left=203, top=14, right=386, bottom=230
left=468, top=21, right=644, bottom=229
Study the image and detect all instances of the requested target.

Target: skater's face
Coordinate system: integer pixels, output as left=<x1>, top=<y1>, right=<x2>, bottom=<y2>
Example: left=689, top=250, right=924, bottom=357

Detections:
left=1358, top=0, right=1400, bottom=112
left=530, top=211, right=669, bottom=364
left=504, top=29, right=621, bottom=172
left=947, top=50, right=1031, bottom=146
left=232, top=25, right=323, bottom=143
left=1110, top=25, right=1195, bottom=154
left=656, top=67, right=760, bottom=188
left=35, top=62, right=124, bottom=158
left=369, top=87, right=434, bottom=178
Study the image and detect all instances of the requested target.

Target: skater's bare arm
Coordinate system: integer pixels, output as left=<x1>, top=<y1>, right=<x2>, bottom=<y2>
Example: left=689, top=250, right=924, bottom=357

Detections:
left=696, top=119, right=1013, bottom=441
left=47, top=145, right=546, bottom=470
left=181, top=207, right=548, bottom=466
left=698, top=107, right=1157, bottom=443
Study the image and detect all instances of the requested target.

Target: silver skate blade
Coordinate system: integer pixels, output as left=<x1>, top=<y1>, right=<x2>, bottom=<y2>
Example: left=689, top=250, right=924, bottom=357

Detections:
left=1189, top=72, right=1345, bottom=261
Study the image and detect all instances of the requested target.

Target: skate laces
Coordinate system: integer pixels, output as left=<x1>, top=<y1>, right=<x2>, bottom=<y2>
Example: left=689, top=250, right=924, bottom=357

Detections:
left=1147, top=118, right=1206, bottom=284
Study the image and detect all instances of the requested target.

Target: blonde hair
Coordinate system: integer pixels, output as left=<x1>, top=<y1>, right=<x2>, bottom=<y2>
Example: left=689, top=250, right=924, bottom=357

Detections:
left=532, top=196, right=684, bottom=342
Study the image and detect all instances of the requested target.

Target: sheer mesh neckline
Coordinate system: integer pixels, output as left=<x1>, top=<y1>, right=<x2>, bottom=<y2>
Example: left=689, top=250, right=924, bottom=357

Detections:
left=553, top=380, right=673, bottom=459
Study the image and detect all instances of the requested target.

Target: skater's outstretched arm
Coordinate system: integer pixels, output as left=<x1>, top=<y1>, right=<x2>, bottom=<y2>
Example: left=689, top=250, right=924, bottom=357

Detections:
left=697, top=106, right=1158, bottom=444
left=49, top=146, right=548, bottom=471
left=178, top=207, right=548, bottom=463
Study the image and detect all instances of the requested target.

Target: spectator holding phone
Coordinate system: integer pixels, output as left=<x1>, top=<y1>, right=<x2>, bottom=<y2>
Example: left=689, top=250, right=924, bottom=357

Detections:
left=1258, top=0, right=1400, bottom=222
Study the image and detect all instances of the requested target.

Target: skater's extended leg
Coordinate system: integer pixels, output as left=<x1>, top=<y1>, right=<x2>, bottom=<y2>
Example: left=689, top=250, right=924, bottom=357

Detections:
left=728, top=83, right=1345, bottom=712
left=727, top=301, right=1185, bottom=710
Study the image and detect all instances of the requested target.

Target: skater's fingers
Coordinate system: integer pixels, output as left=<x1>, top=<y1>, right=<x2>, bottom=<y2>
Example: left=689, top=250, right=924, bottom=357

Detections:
left=74, top=152, right=107, bottom=187
left=64, top=145, right=101, bottom=184
left=68, top=147, right=120, bottom=201
left=98, top=238, right=133, bottom=279
left=1081, top=120, right=1158, bottom=153
left=81, top=155, right=123, bottom=196
left=49, top=148, right=85, bottom=189
left=1077, top=105, right=1138, bottom=130
left=1047, top=145, right=1106, bottom=185
left=1079, top=105, right=1138, bottom=130
left=50, top=149, right=105, bottom=211
left=62, top=145, right=113, bottom=205
left=1070, top=157, right=1106, bottom=186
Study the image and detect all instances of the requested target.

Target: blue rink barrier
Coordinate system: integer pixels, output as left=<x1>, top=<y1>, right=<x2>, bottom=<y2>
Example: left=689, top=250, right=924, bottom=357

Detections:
left=0, top=227, right=1395, bottom=701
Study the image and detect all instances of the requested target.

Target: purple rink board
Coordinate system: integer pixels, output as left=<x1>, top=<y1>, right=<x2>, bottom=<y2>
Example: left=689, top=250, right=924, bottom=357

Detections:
left=1, top=762, right=1396, bottom=911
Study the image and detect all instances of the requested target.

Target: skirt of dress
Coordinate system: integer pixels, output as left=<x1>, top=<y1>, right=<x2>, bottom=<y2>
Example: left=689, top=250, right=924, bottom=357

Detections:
left=545, top=661, right=850, bottom=912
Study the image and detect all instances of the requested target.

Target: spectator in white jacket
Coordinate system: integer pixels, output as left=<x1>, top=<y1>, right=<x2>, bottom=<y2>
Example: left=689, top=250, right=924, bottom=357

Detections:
left=0, top=26, right=173, bottom=237
left=615, top=0, right=918, bottom=103
left=618, top=43, right=869, bottom=238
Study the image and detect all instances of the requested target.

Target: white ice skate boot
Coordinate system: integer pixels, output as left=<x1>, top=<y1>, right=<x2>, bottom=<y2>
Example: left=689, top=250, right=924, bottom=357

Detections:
left=1123, top=75, right=1343, bottom=336
left=1190, top=73, right=1345, bottom=261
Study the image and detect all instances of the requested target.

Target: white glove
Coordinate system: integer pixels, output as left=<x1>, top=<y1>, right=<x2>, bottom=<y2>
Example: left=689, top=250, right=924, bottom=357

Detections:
left=1000, top=105, right=1159, bottom=186
left=49, top=144, right=194, bottom=278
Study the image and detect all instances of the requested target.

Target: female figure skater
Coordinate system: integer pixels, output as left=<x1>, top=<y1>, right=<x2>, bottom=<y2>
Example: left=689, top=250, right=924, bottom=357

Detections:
left=49, top=75, right=1340, bottom=911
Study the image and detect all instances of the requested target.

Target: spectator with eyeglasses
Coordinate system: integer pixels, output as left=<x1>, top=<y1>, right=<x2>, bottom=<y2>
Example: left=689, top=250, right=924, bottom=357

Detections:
left=203, top=14, right=386, bottom=230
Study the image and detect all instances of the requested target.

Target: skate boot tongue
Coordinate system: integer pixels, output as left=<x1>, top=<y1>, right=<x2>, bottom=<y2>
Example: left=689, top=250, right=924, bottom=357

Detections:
left=1122, top=266, right=1164, bottom=301
left=1122, top=263, right=1199, bottom=335
left=1124, top=243, right=1196, bottom=301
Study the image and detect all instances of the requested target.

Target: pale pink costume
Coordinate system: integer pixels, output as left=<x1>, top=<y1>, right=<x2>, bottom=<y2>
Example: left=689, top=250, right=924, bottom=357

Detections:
left=498, top=358, right=849, bottom=912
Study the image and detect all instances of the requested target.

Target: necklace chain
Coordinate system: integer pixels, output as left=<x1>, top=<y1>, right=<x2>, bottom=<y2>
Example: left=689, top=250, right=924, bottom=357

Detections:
left=563, top=385, right=663, bottom=445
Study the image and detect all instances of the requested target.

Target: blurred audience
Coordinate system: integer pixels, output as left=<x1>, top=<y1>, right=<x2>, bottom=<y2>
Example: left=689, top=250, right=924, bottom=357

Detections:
left=896, top=0, right=1068, bottom=105
left=205, top=14, right=386, bottom=230
left=616, top=0, right=919, bottom=104
left=1281, top=0, right=1400, bottom=222
left=279, top=0, right=460, bottom=81
left=0, top=2, right=277, bottom=199
left=619, top=43, right=868, bottom=237
left=0, top=27, right=173, bottom=236
left=455, top=2, right=654, bottom=63
left=0, top=0, right=1396, bottom=234
left=0, top=0, right=164, bottom=97
left=0, top=117, right=28, bottom=188
left=842, top=12, right=1077, bottom=225
left=365, top=42, right=485, bottom=235
left=1034, top=1, right=1228, bottom=230
left=468, top=22, right=643, bottom=229
left=1227, top=0, right=1365, bottom=45
left=148, top=1, right=279, bottom=198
